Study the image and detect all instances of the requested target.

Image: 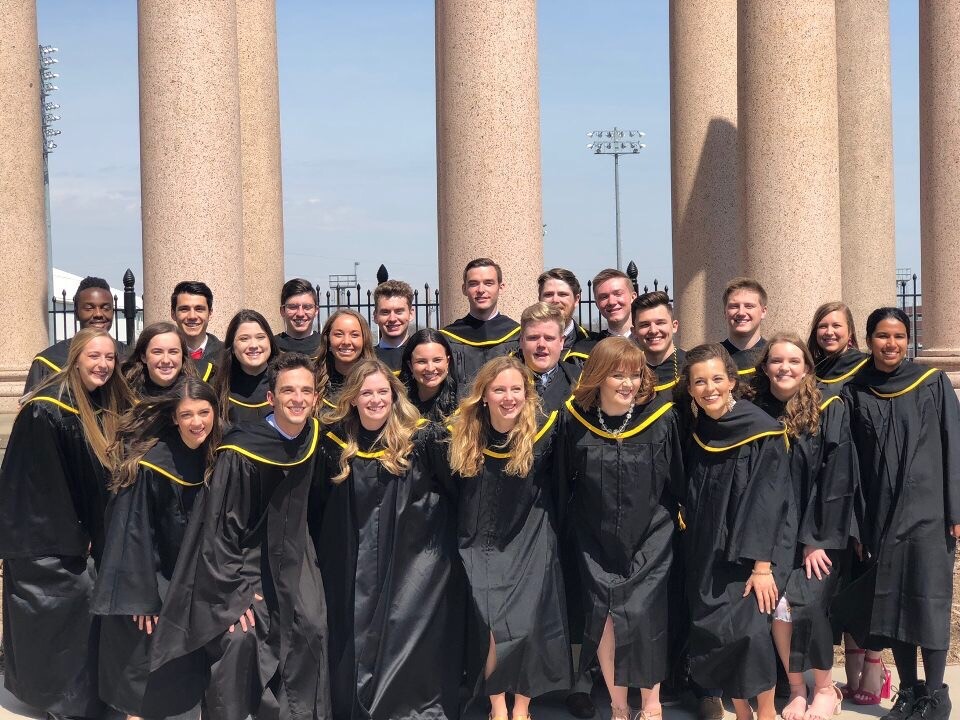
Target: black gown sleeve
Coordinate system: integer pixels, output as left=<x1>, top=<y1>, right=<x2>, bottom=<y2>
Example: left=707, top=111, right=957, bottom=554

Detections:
left=936, top=373, right=960, bottom=527
left=23, top=359, right=51, bottom=395
left=149, top=450, right=258, bottom=671
left=725, top=434, right=791, bottom=565
left=798, top=399, right=859, bottom=550
left=90, top=470, right=162, bottom=615
left=0, top=402, right=89, bottom=558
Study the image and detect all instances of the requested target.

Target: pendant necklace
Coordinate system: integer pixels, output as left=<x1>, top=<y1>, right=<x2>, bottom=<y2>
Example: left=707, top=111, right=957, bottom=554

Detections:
left=598, top=405, right=634, bottom=437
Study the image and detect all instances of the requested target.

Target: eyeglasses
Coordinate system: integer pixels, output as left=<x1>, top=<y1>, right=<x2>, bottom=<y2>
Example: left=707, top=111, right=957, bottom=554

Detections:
left=282, top=303, right=317, bottom=313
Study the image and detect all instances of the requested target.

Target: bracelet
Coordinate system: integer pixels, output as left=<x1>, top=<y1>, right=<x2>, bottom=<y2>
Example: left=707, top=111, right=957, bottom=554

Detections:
left=751, top=570, right=773, bottom=576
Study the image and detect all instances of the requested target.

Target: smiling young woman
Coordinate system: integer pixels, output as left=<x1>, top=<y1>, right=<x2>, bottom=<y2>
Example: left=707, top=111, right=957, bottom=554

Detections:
left=121, top=321, right=198, bottom=399
left=833, top=308, right=960, bottom=720
left=210, top=309, right=279, bottom=425
left=398, top=328, right=459, bottom=422
left=750, top=333, right=858, bottom=720
left=315, top=308, right=376, bottom=409
left=444, top=355, right=571, bottom=720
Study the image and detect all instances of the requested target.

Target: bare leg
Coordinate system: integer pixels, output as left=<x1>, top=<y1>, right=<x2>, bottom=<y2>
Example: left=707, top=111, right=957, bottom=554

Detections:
left=771, top=619, right=806, bottom=719
left=638, top=683, right=662, bottom=718
left=806, top=668, right=840, bottom=720
left=597, top=616, right=630, bottom=717
left=486, top=633, right=508, bottom=718
left=731, top=697, right=755, bottom=720
left=857, top=649, right=886, bottom=697
left=842, top=634, right=865, bottom=691
left=511, top=694, right=532, bottom=719
left=755, top=687, right=776, bottom=720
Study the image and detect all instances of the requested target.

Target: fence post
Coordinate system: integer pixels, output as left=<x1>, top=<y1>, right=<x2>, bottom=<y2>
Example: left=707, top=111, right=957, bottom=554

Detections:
left=377, top=264, right=389, bottom=284
left=123, top=269, right=137, bottom=344
left=626, top=261, right=639, bottom=294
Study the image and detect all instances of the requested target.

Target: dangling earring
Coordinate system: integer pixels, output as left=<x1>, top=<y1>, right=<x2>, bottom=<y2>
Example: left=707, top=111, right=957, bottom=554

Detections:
left=726, top=394, right=736, bottom=412
left=689, top=399, right=699, bottom=418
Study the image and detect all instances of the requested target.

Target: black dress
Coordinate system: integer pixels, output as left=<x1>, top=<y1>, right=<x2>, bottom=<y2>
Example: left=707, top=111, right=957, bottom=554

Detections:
left=228, top=364, right=272, bottom=424
left=559, top=395, right=683, bottom=688
left=753, top=391, right=859, bottom=671
left=312, top=422, right=462, bottom=720
left=441, top=412, right=573, bottom=699
left=91, top=432, right=207, bottom=716
left=439, top=314, right=520, bottom=391
left=0, top=386, right=111, bottom=717
left=683, top=399, right=792, bottom=699
left=149, top=418, right=331, bottom=720
left=835, top=361, right=960, bottom=650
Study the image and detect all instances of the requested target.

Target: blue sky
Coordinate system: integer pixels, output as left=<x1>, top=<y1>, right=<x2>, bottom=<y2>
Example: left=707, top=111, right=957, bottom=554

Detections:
left=36, top=1, right=921, bottom=298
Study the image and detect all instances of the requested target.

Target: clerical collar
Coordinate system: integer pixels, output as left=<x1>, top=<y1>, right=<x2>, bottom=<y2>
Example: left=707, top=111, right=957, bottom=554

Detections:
left=468, top=310, right=499, bottom=322
left=266, top=413, right=299, bottom=440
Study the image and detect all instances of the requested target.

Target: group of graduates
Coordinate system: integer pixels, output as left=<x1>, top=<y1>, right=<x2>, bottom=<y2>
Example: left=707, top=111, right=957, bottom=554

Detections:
left=0, top=259, right=957, bottom=720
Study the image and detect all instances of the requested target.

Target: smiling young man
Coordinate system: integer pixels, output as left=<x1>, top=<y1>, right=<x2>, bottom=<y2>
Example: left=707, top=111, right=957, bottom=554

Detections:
left=719, top=277, right=768, bottom=377
left=373, top=280, right=414, bottom=373
left=150, top=352, right=330, bottom=720
left=170, top=281, right=223, bottom=364
left=440, top=258, right=521, bottom=388
left=24, top=276, right=125, bottom=394
left=274, top=278, right=322, bottom=357
left=632, top=291, right=685, bottom=392
left=517, top=303, right=581, bottom=413
left=593, top=269, right=638, bottom=340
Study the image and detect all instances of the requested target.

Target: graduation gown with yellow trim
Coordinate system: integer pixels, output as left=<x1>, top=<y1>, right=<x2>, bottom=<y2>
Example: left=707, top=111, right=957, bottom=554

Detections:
left=835, top=361, right=960, bottom=649
left=559, top=395, right=683, bottom=688
left=276, top=331, right=322, bottom=358
left=720, top=338, right=767, bottom=378
left=91, top=432, right=208, bottom=716
left=560, top=325, right=595, bottom=367
left=753, top=391, right=859, bottom=672
left=440, top=314, right=520, bottom=391
left=814, top=349, right=870, bottom=400
left=312, top=422, right=462, bottom=720
left=683, top=399, right=792, bottom=699
left=0, top=386, right=112, bottom=716
left=440, top=412, right=573, bottom=699
left=23, top=337, right=128, bottom=394
left=228, top=364, right=272, bottom=424
left=648, top=347, right=686, bottom=394
left=149, top=418, right=331, bottom=720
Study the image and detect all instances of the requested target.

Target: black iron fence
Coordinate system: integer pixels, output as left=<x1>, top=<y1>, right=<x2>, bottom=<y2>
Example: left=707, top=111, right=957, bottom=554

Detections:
left=49, top=268, right=143, bottom=344
left=896, top=273, right=922, bottom=359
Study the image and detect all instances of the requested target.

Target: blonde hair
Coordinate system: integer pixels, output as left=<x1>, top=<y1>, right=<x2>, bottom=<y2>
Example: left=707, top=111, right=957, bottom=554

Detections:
left=573, top=336, right=654, bottom=410
left=324, top=359, right=421, bottom=482
left=520, top=302, right=565, bottom=335
left=448, top=355, right=539, bottom=478
left=753, top=332, right=821, bottom=437
left=315, top=308, right=376, bottom=406
left=28, top=327, right=134, bottom=469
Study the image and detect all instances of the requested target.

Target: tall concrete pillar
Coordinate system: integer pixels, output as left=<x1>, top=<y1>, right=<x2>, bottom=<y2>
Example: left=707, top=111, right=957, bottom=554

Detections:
left=435, top=0, right=543, bottom=323
left=0, top=3, right=49, bottom=407
left=669, top=0, right=739, bottom=347
left=237, top=0, right=284, bottom=329
left=138, top=0, right=245, bottom=336
left=918, top=1, right=960, bottom=378
left=738, top=0, right=842, bottom=335
left=836, top=0, right=896, bottom=341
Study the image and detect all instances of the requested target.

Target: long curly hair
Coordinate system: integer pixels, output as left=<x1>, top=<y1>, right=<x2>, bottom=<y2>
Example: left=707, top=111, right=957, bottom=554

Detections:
left=752, top=333, right=821, bottom=437
left=121, top=321, right=198, bottom=396
left=448, top=355, right=539, bottom=478
left=806, top=301, right=859, bottom=363
left=573, top=336, right=654, bottom=410
left=210, top=309, right=278, bottom=418
left=109, top=377, right=223, bottom=491
left=324, top=359, right=421, bottom=482
left=315, top=308, right=376, bottom=407
left=28, top=328, right=135, bottom=469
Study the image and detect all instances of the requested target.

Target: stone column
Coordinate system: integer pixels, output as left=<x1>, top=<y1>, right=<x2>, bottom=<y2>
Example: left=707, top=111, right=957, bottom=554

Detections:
left=918, top=1, right=960, bottom=377
left=237, top=0, right=285, bottom=330
left=139, top=0, right=245, bottom=336
left=836, top=0, right=896, bottom=341
left=669, top=0, right=739, bottom=347
left=0, top=3, right=49, bottom=409
left=739, top=0, right=842, bottom=335
left=435, top=0, right=543, bottom=324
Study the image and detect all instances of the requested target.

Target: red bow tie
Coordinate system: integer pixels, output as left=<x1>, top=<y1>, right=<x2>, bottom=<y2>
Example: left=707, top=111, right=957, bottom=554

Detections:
left=190, top=348, right=203, bottom=361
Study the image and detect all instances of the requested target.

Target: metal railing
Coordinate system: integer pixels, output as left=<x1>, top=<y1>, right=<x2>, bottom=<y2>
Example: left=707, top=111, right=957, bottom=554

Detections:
left=896, top=273, right=922, bottom=359
left=48, top=268, right=142, bottom=344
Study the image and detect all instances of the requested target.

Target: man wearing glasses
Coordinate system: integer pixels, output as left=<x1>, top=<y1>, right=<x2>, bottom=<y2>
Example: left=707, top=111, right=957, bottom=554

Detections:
left=275, top=278, right=322, bottom=357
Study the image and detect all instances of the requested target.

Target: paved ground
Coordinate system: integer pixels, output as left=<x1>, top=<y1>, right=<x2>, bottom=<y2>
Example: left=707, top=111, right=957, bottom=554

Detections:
left=0, top=665, right=955, bottom=719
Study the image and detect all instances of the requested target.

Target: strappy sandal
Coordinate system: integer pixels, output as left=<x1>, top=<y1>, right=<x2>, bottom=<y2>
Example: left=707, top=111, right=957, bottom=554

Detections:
left=804, top=684, right=842, bottom=720
left=839, top=647, right=865, bottom=698
left=610, top=704, right=631, bottom=720
left=851, top=656, right=892, bottom=705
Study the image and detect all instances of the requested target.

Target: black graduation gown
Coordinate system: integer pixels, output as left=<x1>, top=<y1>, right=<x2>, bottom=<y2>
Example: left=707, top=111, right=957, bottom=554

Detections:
left=149, top=418, right=331, bottom=720
left=0, top=387, right=111, bottom=716
left=559, top=396, right=682, bottom=688
left=561, top=325, right=595, bottom=367
left=23, top=337, right=128, bottom=394
left=439, top=314, right=520, bottom=391
left=408, top=382, right=459, bottom=423
left=514, top=351, right=581, bottom=414
left=721, top=338, right=767, bottom=379
left=312, top=422, right=462, bottom=720
left=442, top=413, right=573, bottom=699
left=229, top=364, right=272, bottom=424
left=276, top=332, right=323, bottom=358
left=374, top=343, right=407, bottom=373
left=649, top=347, right=686, bottom=394
left=834, top=361, right=960, bottom=650
left=683, top=400, right=792, bottom=699
left=202, top=333, right=225, bottom=361
left=814, top=349, right=870, bottom=400
left=753, top=392, right=859, bottom=672
left=91, top=433, right=208, bottom=716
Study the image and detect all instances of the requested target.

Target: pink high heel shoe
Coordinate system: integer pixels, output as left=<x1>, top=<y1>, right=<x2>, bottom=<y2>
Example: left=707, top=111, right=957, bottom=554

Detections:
left=851, top=656, right=892, bottom=705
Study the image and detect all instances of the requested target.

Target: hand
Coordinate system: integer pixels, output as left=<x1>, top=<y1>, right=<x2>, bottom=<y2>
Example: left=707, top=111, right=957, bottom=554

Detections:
left=228, top=593, right=263, bottom=634
left=854, top=542, right=864, bottom=560
left=803, top=546, right=832, bottom=580
left=951, top=524, right=960, bottom=539
left=744, top=571, right=778, bottom=615
left=132, top=614, right=159, bottom=635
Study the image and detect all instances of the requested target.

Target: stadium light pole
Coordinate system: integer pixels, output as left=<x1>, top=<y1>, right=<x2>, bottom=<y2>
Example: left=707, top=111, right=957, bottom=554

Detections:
left=586, top=128, right=645, bottom=270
